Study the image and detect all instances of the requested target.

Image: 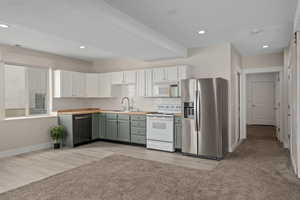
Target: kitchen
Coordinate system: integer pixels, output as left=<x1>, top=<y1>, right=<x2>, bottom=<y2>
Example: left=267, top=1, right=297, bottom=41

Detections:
left=56, top=65, right=228, bottom=160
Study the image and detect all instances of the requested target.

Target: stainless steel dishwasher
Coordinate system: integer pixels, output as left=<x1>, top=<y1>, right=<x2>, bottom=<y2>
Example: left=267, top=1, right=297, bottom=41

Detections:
left=73, top=114, right=92, bottom=146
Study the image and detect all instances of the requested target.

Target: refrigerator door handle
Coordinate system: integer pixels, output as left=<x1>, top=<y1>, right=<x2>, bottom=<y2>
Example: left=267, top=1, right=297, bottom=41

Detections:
left=194, top=90, right=198, bottom=131
left=197, top=89, right=201, bottom=131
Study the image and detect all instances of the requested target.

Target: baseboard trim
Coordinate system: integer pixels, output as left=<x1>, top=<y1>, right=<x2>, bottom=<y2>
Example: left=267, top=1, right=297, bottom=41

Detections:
left=0, top=142, right=52, bottom=159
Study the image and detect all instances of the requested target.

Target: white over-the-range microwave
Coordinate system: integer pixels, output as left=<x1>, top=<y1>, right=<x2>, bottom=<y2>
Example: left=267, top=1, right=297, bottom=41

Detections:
left=153, top=83, right=179, bottom=97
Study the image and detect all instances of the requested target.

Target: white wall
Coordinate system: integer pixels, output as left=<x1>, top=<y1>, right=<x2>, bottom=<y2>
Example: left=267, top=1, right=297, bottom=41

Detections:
left=285, top=32, right=300, bottom=177
left=0, top=44, right=93, bottom=155
left=242, top=52, right=284, bottom=69
left=230, top=46, right=242, bottom=150
left=92, top=44, right=232, bottom=79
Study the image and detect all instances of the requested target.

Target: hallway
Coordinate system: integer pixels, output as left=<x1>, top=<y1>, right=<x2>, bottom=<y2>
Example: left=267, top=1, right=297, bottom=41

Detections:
left=217, top=125, right=300, bottom=199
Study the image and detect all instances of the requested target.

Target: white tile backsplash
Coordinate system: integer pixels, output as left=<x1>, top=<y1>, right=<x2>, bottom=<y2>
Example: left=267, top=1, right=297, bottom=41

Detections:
left=89, top=97, right=181, bottom=112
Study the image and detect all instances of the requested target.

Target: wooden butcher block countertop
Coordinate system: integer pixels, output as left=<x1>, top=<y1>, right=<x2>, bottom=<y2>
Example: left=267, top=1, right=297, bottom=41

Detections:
left=57, top=108, right=154, bottom=115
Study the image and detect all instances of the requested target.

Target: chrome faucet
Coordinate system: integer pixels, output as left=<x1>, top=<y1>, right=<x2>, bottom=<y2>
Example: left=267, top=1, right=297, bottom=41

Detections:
left=121, top=97, right=130, bottom=112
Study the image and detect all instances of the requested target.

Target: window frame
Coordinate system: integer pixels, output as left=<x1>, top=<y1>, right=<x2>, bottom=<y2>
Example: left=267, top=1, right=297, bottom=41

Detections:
left=3, top=63, right=52, bottom=119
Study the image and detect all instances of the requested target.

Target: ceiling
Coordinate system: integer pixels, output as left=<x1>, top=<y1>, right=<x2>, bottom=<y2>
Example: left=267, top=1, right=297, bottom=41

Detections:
left=0, top=0, right=186, bottom=61
left=0, top=0, right=298, bottom=61
left=105, top=0, right=298, bottom=56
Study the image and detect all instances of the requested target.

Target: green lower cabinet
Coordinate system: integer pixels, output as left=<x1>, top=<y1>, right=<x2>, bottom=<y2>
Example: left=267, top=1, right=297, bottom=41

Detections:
left=175, top=117, right=182, bottom=149
left=106, top=119, right=118, bottom=140
left=98, top=114, right=106, bottom=139
left=118, top=120, right=130, bottom=142
left=92, top=114, right=99, bottom=140
left=131, top=134, right=146, bottom=145
left=175, top=123, right=182, bottom=149
left=130, top=115, right=146, bottom=145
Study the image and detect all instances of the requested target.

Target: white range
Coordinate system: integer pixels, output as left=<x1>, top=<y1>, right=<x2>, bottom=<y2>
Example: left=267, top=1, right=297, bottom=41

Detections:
left=146, top=104, right=181, bottom=152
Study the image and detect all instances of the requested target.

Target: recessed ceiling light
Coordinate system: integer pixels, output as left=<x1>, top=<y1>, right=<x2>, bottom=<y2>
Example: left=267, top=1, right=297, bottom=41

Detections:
left=79, top=46, right=86, bottom=49
left=0, top=24, right=9, bottom=28
left=251, top=28, right=263, bottom=35
left=198, top=30, right=206, bottom=35
left=262, top=45, right=269, bottom=49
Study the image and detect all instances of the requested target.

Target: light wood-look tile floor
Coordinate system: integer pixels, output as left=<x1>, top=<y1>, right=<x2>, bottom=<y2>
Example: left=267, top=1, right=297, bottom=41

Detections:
left=0, top=141, right=219, bottom=194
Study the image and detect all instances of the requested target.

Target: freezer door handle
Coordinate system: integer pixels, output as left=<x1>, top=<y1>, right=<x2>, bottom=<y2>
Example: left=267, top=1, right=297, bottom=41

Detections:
left=194, top=91, right=198, bottom=131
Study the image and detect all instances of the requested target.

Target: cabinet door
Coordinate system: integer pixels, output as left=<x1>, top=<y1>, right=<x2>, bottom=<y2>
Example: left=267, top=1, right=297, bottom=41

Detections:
left=124, top=71, right=136, bottom=84
left=86, top=73, right=99, bottom=97
left=92, top=114, right=99, bottom=140
left=72, top=72, right=86, bottom=97
left=73, top=115, right=92, bottom=145
left=98, top=115, right=106, bottom=139
left=178, top=65, right=191, bottom=80
left=98, top=73, right=112, bottom=97
left=165, top=67, right=178, bottom=81
left=118, top=120, right=130, bottom=142
left=54, top=70, right=72, bottom=97
left=175, top=123, right=182, bottom=149
left=106, top=119, right=118, bottom=140
left=111, top=72, right=124, bottom=85
left=153, top=68, right=165, bottom=82
left=145, top=69, right=153, bottom=97
left=136, top=70, right=145, bottom=97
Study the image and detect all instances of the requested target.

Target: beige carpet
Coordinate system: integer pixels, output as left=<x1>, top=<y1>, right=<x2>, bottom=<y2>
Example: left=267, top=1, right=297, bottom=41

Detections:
left=1, top=126, right=300, bottom=200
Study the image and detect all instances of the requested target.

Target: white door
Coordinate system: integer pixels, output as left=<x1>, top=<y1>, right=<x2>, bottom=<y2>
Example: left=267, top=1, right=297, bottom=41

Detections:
left=86, top=73, right=99, bottom=97
left=274, top=73, right=281, bottom=138
left=287, top=67, right=293, bottom=148
left=249, top=75, right=275, bottom=125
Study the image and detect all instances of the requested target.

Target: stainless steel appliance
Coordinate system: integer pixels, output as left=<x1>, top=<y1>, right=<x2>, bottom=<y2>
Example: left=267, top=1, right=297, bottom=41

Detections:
left=181, top=78, right=228, bottom=160
left=153, top=83, right=179, bottom=97
left=73, top=114, right=92, bottom=146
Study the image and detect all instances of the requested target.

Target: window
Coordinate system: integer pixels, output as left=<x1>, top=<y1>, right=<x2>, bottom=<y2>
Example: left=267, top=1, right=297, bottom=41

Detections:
left=4, top=64, right=49, bottom=118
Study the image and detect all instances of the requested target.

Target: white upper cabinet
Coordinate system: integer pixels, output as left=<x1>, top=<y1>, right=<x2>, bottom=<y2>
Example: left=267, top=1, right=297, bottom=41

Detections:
left=178, top=65, right=192, bottom=80
left=111, top=71, right=136, bottom=85
left=153, top=68, right=165, bottom=82
left=72, top=72, right=86, bottom=97
left=111, top=72, right=124, bottom=85
left=54, top=70, right=86, bottom=98
left=145, top=69, right=153, bottom=97
left=86, top=73, right=99, bottom=97
left=54, top=70, right=72, bottom=98
left=124, top=71, right=136, bottom=84
left=165, top=66, right=178, bottom=81
left=98, top=73, right=112, bottom=97
left=54, top=65, right=190, bottom=98
left=136, top=70, right=145, bottom=97
left=153, top=67, right=178, bottom=82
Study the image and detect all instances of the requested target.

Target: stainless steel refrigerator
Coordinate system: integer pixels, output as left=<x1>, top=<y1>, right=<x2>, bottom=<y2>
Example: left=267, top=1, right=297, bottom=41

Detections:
left=181, top=78, right=228, bottom=160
